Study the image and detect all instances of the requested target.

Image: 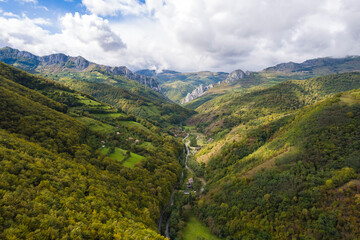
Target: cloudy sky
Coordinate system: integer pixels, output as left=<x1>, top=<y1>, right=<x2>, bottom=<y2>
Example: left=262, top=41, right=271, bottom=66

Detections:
left=1, top=0, right=360, bottom=72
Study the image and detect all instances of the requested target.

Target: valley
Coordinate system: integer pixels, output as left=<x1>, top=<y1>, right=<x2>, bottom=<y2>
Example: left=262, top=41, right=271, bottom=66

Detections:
left=1, top=48, right=360, bottom=240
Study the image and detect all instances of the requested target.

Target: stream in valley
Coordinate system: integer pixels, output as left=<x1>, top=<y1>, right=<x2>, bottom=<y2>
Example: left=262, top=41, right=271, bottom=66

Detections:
left=159, top=133, right=207, bottom=239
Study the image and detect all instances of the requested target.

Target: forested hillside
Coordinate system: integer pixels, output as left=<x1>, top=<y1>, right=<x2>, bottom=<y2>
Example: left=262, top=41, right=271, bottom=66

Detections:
left=0, top=47, right=194, bottom=128
left=196, top=90, right=360, bottom=239
left=0, top=62, right=184, bottom=239
left=2, top=58, right=360, bottom=240
left=58, top=79, right=194, bottom=127
left=189, top=73, right=360, bottom=135
left=184, top=56, right=360, bottom=110
left=183, top=72, right=360, bottom=239
left=153, top=71, right=228, bottom=103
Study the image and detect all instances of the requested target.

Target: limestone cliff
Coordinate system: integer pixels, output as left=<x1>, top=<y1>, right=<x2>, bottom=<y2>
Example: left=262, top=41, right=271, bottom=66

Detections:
left=0, top=47, right=161, bottom=93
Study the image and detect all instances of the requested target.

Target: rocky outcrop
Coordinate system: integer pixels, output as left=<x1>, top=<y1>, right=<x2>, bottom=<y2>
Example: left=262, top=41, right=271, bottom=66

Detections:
left=0, top=47, right=161, bottom=93
left=224, top=69, right=247, bottom=83
left=181, top=84, right=214, bottom=104
left=103, top=66, right=161, bottom=92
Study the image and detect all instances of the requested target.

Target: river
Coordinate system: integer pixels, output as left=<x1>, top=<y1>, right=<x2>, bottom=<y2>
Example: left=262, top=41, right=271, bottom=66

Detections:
left=160, top=133, right=207, bottom=239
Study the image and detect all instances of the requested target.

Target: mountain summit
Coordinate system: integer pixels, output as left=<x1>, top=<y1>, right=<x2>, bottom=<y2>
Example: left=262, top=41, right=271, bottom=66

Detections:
left=0, top=47, right=161, bottom=92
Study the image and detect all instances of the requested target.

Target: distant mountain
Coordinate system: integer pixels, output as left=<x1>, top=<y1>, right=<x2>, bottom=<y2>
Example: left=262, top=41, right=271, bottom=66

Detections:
left=264, top=56, right=360, bottom=74
left=137, top=69, right=228, bottom=103
left=0, top=47, right=161, bottom=92
left=161, top=55, right=360, bottom=106
left=185, top=56, right=360, bottom=109
left=0, top=47, right=194, bottom=128
left=224, top=69, right=246, bottom=83
left=181, top=83, right=218, bottom=104
left=136, top=69, right=157, bottom=77
left=136, top=69, right=180, bottom=77
left=188, top=72, right=360, bottom=135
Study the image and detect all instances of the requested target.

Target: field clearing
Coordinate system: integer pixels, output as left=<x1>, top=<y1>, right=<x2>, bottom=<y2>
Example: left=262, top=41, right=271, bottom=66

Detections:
left=77, top=117, right=116, bottom=134
left=101, top=147, right=145, bottom=168
left=94, top=113, right=127, bottom=119
left=183, top=215, right=222, bottom=240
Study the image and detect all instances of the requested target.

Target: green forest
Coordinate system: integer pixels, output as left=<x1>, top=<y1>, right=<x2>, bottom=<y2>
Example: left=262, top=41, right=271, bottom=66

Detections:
left=188, top=74, right=360, bottom=239
left=0, top=62, right=185, bottom=239
left=1, top=52, right=360, bottom=240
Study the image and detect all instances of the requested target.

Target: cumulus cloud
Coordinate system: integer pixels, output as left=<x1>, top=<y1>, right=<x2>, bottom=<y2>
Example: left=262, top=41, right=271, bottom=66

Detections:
left=0, top=12, right=126, bottom=66
left=60, top=13, right=126, bottom=52
left=103, top=0, right=360, bottom=71
left=3, top=12, right=19, bottom=18
left=2, top=0, right=360, bottom=72
left=82, top=0, right=146, bottom=16
left=0, top=16, right=50, bottom=48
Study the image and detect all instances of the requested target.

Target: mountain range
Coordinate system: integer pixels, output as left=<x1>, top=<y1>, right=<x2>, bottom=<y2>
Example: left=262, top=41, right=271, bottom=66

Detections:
left=0, top=47, right=194, bottom=127
left=136, top=55, right=360, bottom=105
left=1, top=47, right=360, bottom=239
left=0, top=46, right=161, bottom=92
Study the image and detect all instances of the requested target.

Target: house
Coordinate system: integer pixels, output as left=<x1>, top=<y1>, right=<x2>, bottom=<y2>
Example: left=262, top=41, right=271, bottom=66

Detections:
left=129, top=137, right=134, bottom=140
left=116, top=132, right=120, bottom=135
left=135, top=139, right=140, bottom=143
left=186, top=178, right=193, bottom=189
left=183, top=190, right=190, bottom=195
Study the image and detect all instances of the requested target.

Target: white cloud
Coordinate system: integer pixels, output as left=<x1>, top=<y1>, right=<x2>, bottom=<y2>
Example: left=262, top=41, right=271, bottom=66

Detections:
left=2, top=0, right=360, bottom=72
left=3, top=12, right=20, bottom=18
left=60, top=13, right=126, bottom=52
left=19, top=0, right=38, bottom=3
left=0, top=13, right=125, bottom=66
left=82, top=0, right=146, bottom=16
left=107, top=0, right=360, bottom=71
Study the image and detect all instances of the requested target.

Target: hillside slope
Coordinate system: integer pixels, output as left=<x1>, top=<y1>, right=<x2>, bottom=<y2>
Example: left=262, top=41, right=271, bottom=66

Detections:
left=197, top=90, right=360, bottom=239
left=60, top=79, right=194, bottom=127
left=0, top=63, right=184, bottom=239
left=188, top=73, right=360, bottom=135
left=185, top=56, right=360, bottom=109
left=0, top=46, right=161, bottom=92
left=137, top=69, right=228, bottom=103
left=0, top=48, right=195, bottom=128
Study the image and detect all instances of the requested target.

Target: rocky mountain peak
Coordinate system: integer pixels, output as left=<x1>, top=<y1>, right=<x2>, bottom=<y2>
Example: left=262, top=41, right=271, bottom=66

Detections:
left=181, top=83, right=215, bottom=104
left=40, top=54, right=69, bottom=65
left=224, top=69, right=246, bottom=83
left=0, top=47, right=161, bottom=93
left=104, top=66, right=161, bottom=92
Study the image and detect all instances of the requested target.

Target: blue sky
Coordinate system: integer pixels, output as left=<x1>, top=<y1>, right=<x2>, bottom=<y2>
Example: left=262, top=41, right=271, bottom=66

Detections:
left=1, top=0, right=84, bottom=18
left=0, top=0, right=360, bottom=72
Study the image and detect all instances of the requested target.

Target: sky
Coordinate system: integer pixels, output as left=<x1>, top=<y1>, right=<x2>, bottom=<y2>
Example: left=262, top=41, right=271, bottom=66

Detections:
left=1, top=0, right=360, bottom=73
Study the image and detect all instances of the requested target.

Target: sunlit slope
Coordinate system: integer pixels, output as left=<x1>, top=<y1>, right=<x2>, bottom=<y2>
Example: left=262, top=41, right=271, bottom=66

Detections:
left=0, top=63, right=183, bottom=239
left=197, top=90, right=360, bottom=239
left=188, top=73, right=360, bottom=135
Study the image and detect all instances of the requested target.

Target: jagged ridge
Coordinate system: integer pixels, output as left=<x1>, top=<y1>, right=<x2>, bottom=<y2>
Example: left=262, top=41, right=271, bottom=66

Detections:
left=0, top=46, right=161, bottom=92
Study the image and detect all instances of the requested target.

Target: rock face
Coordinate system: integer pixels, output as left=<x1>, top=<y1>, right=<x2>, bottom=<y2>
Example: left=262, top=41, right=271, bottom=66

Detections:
left=0, top=47, right=161, bottom=93
left=181, top=84, right=214, bottom=104
left=103, top=66, right=162, bottom=92
left=224, top=69, right=247, bottom=83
